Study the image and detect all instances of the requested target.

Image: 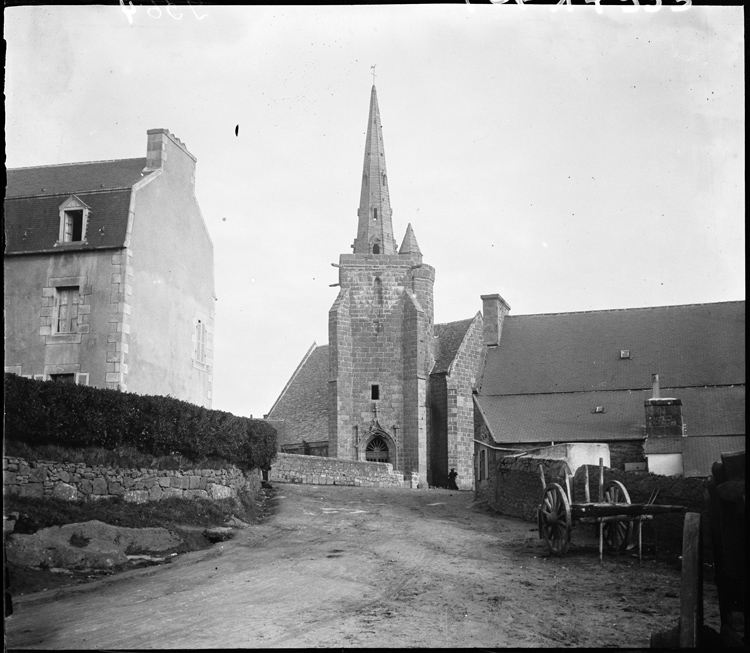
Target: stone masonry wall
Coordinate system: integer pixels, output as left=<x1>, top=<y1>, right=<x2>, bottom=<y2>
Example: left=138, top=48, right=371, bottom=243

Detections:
left=270, top=452, right=412, bottom=488
left=3, top=456, right=261, bottom=504
left=478, top=453, right=710, bottom=556
left=487, top=456, right=572, bottom=522
left=446, top=314, right=483, bottom=491
left=572, top=465, right=709, bottom=553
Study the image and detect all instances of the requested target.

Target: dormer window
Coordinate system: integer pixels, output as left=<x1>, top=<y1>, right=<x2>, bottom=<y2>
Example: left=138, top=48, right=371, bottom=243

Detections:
left=58, top=196, right=90, bottom=244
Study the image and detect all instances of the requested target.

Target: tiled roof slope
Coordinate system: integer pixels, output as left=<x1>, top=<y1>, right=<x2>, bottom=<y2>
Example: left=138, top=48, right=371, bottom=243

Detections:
left=266, top=344, right=330, bottom=447
left=5, top=158, right=155, bottom=254
left=5, top=191, right=133, bottom=253
left=479, top=302, right=745, bottom=395
left=475, top=385, right=745, bottom=443
left=432, top=317, right=476, bottom=374
left=6, top=158, right=150, bottom=197
left=682, top=436, right=746, bottom=477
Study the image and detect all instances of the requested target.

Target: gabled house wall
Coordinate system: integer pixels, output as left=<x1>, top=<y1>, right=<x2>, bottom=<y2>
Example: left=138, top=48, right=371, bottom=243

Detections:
left=4, top=129, right=215, bottom=408
left=124, top=130, right=215, bottom=406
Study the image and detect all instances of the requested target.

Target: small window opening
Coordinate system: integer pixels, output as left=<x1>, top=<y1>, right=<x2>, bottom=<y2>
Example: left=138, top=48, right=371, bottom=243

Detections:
left=50, top=373, right=75, bottom=384
left=195, top=319, right=207, bottom=364
left=371, top=384, right=380, bottom=400
left=373, top=208, right=378, bottom=222
left=372, top=244, right=380, bottom=254
left=620, top=350, right=630, bottom=359
left=63, top=209, right=84, bottom=242
left=595, top=406, right=605, bottom=413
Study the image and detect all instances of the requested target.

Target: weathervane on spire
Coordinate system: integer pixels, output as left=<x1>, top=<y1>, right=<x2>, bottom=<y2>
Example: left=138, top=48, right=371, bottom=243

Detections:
left=370, top=64, right=377, bottom=85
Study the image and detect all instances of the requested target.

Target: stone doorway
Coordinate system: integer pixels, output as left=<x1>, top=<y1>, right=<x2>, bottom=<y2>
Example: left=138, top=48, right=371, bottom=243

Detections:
left=365, top=435, right=390, bottom=464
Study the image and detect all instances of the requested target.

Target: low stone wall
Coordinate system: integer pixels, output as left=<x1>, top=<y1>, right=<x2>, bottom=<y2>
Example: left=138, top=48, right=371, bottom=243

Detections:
left=484, top=456, right=572, bottom=522
left=572, top=465, right=709, bottom=553
left=270, top=452, right=413, bottom=488
left=3, top=456, right=261, bottom=504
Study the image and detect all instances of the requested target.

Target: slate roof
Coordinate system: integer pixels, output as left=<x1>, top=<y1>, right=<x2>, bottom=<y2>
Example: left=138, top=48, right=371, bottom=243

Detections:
left=6, top=158, right=150, bottom=198
left=5, top=158, right=155, bottom=254
left=476, top=301, right=745, bottom=449
left=476, top=385, right=745, bottom=444
left=432, top=317, right=476, bottom=374
left=682, top=436, right=746, bottom=478
left=266, top=344, right=330, bottom=446
left=479, top=302, right=745, bottom=395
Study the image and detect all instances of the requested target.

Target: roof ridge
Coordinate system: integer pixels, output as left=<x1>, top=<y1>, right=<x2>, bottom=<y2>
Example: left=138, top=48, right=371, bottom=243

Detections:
left=435, top=316, right=476, bottom=329
left=511, top=300, right=745, bottom=318
left=7, top=157, right=146, bottom=172
left=480, top=383, right=744, bottom=397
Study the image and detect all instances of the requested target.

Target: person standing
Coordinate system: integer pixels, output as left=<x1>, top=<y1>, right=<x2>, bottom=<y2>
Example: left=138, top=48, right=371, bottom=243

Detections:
left=448, top=468, right=459, bottom=490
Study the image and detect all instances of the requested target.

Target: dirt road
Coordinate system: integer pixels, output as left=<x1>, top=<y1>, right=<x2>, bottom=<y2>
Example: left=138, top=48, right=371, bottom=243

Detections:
left=5, top=483, right=717, bottom=648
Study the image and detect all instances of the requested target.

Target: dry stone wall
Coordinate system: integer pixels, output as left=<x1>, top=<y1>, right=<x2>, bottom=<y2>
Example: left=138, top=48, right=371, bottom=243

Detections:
left=3, top=456, right=260, bottom=503
left=488, top=456, right=572, bottom=522
left=270, top=452, right=412, bottom=488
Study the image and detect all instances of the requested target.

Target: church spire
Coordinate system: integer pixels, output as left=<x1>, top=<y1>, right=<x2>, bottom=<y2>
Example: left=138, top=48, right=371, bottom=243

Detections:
left=353, top=85, right=396, bottom=255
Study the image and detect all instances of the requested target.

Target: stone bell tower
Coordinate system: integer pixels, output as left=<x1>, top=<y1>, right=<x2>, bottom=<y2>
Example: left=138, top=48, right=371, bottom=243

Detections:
left=328, top=85, right=435, bottom=485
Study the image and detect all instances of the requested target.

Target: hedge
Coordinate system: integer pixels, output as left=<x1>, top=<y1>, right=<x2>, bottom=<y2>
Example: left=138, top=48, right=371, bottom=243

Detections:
left=3, top=374, right=277, bottom=471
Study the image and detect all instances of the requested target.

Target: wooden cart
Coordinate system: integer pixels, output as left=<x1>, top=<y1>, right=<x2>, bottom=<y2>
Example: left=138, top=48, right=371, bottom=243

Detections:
left=537, top=458, right=687, bottom=562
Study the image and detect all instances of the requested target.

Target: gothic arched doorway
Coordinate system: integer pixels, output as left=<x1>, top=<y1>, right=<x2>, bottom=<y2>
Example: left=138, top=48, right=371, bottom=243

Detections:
left=365, top=435, right=390, bottom=464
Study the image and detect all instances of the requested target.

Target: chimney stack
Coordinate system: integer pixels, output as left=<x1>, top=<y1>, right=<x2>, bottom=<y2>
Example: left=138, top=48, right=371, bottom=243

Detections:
left=481, top=293, right=511, bottom=347
left=644, top=374, right=683, bottom=437
left=145, top=128, right=170, bottom=170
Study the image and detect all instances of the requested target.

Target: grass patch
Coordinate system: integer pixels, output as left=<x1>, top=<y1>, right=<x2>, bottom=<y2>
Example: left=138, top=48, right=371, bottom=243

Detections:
left=5, top=491, right=261, bottom=533
left=4, top=441, right=234, bottom=471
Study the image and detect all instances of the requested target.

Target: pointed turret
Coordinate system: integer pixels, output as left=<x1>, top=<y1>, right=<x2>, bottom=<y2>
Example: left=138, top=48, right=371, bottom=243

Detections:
left=399, top=223, right=422, bottom=259
left=353, top=86, right=396, bottom=255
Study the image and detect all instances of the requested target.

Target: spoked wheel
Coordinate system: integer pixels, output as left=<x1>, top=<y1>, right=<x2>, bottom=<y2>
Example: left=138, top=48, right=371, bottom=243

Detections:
left=602, top=480, right=633, bottom=553
left=540, top=483, right=572, bottom=556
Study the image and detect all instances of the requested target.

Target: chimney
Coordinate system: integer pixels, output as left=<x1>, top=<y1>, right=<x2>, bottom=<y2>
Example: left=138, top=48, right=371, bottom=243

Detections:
left=651, top=373, right=660, bottom=398
left=481, top=293, right=511, bottom=347
left=644, top=374, right=683, bottom=437
left=145, top=128, right=170, bottom=170
left=144, top=128, right=198, bottom=190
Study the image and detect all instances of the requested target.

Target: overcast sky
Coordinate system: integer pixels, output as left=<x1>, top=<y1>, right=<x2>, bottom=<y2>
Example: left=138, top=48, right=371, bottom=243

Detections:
left=5, top=4, right=744, bottom=419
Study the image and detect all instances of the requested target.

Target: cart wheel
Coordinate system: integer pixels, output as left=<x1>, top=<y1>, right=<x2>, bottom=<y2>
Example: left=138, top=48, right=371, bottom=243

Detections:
left=540, top=483, right=572, bottom=556
left=603, top=480, right=633, bottom=553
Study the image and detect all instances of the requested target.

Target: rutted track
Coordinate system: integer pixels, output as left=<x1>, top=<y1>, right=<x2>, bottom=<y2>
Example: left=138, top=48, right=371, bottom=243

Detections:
left=5, top=483, right=718, bottom=648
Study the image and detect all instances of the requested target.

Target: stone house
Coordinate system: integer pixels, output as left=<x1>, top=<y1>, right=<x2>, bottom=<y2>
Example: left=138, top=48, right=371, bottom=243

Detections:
left=4, top=128, right=216, bottom=407
left=474, top=300, right=745, bottom=489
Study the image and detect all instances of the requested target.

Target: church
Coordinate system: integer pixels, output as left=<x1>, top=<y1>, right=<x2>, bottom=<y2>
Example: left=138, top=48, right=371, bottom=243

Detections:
left=266, top=86, right=745, bottom=489
left=266, top=85, right=483, bottom=490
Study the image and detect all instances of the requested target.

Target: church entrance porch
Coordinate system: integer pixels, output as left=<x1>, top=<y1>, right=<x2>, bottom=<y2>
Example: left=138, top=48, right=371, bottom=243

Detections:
left=365, top=434, right=390, bottom=463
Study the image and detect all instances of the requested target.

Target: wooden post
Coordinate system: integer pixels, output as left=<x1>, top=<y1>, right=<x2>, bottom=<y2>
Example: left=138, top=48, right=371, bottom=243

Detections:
left=679, top=513, right=703, bottom=648
left=599, top=521, right=604, bottom=564
left=584, top=465, right=591, bottom=503
left=637, top=517, right=643, bottom=564
left=598, top=457, right=604, bottom=502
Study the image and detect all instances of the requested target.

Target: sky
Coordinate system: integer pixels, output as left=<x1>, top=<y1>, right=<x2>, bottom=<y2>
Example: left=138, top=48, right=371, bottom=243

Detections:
left=4, top=4, right=744, bottom=420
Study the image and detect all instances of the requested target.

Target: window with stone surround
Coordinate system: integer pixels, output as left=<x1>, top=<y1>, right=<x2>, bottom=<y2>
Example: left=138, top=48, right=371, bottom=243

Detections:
left=371, top=384, right=380, bottom=401
left=53, top=287, right=80, bottom=334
